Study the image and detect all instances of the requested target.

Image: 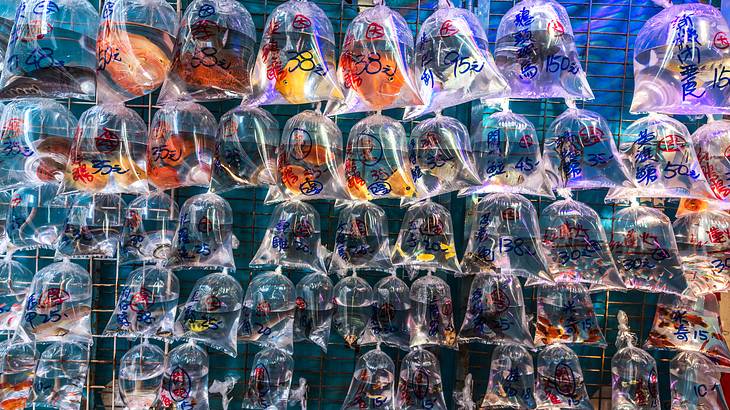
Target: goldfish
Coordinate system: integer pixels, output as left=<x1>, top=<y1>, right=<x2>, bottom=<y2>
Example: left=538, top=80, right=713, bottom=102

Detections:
left=341, top=47, right=407, bottom=109
left=275, top=50, right=319, bottom=104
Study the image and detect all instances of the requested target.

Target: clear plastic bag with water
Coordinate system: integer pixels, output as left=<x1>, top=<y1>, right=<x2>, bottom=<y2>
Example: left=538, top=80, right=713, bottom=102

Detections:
left=118, top=342, right=166, bottom=410
left=330, top=200, right=393, bottom=273
left=0, top=257, right=33, bottom=331
left=342, top=348, right=396, bottom=410
left=239, top=270, right=296, bottom=353
left=0, top=0, right=19, bottom=75
left=332, top=274, right=372, bottom=349
left=159, top=341, right=209, bottom=410
left=55, top=193, right=125, bottom=259
left=670, top=351, right=729, bottom=410
left=293, top=272, right=333, bottom=352
left=6, top=183, right=70, bottom=251
left=480, top=343, right=536, bottom=409
left=0, top=339, right=36, bottom=410
left=395, top=348, right=447, bottom=410
left=30, top=341, right=89, bottom=410
left=409, top=273, right=457, bottom=349
left=360, top=274, right=411, bottom=350
left=243, top=347, right=294, bottom=410
left=120, top=191, right=179, bottom=265
left=693, top=120, right=730, bottom=202
left=534, top=282, right=606, bottom=347
left=535, top=343, right=593, bottom=409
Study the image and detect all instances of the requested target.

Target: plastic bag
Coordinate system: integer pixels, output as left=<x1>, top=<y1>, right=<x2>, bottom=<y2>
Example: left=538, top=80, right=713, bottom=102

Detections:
left=159, top=341, right=209, bottom=410
left=645, top=293, right=730, bottom=368
left=147, top=101, right=217, bottom=190
left=103, top=265, right=180, bottom=339
left=118, top=342, right=166, bottom=410
left=210, top=376, right=237, bottom=410
left=6, top=183, right=70, bottom=251
left=409, top=273, right=457, bottom=349
left=210, top=105, right=279, bottom=193
left=251, top=200, right=326, bottom=273
left=0, top=339, right=36, bottom=410
left=17, top=260, right=92, bottom=344
left=243, top=347, right=294, bottom=410
left=395, top=348, right=447, bottom=410
left=272, top=110, right=347, bottom=201
left=120, top=191, right=179, bottom=265
left=0, top=0, right=98, bottom=100
left=294, top=272, right=333, bottom=352
left=239, top=269, right=296, bottom=353
left=458, top=274, right=533, bottom=348
left=612, top=311, right=661, bottom=410
left=0, top=98, right=76, bottom=191
left=673, top=209, right=730, bottom=296
left=694, top=120, right=730, bottom=201
left=404, top=115, right=480, bottom=203
left=670, top=351, right=729, bottom=410
left=494, top=0, right=593, bottom=100
left=325, top=4, right=422, bottom=115
left=329, top=201, right=393, bottom=273
left=535, top=344, right=593, bottom=409
left=0, top=1, right=19, bottom=74
left=392, top=200, right=461, bottom=275
left=342, top=347, right=396, bottom=410
left=251, top=0, right=342, bottom=105
left=543, top=107, right=630, bottom=191
left=360, top=274, right=411, bottom=350
left=481, top=344, right=536, bottom=409
left=534, top=282, right=606, bottom=347
left=467, top=107, right=553, bottom=198
left=30, top=341, right=89, bottom=410
left=461, top=193, right=553, bottom=283
left=608, top=113, right=714, bottom=201
left=0, top=257, right=32, bottom=331
left=55, top=193, right=125, bottom=259
left=332, top=274, right=372, bottom=348
left=609, top=205, right=689, bottom=297
left=60, top=104, right=148, bottom=195
left=174, top=271, right=242, bottom=357
left=631, top=3, right=730, bottom=115
left=96, top=0, right=177, bottom=103
left=168, top=192, right=235, bottom=270
left=344, top=114, right=415, bottom=201
left=157, top=0, right=256, bottom=102
left=538, top=198, right=625, bottom=290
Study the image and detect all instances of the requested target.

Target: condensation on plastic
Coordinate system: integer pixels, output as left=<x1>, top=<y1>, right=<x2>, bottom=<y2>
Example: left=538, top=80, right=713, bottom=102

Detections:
left=103, top=265, right=180, bottom=339
left=173, top=271, right=242, bottom=358
left=30, top=341, right=90, bottom=410
left=324, top=4, right=422, bottom=115
left=210, top=105, right=279, bottom=193
left=360, top=274, right=411, bottom=351
left=242, top=347, right=294, bottom=410
left=608, top=113, right=714, bottom=202
left=250, top=200, right=326, bottom=273
left=392, top=200, right=461, bottom=276
left=332, top=274, right=372, bottom=349
left=0, top=98, right=76, bottom=191
left=408, top=273, right=457, bottom=350
left=17, top=260, right=92, bottom=344
left=644, top=293, right=730, bottom=368
left=251, top=0, right=343, bottom=105
left=694, top=120, right=730, bottom=202
left=465, top=107, right=553, bottom=198
left=673, top=209, right=730, bottom=296
left=0, top=0, right=98, bottom=100
left=55, top=193, right=126, bottom=259
left=534, top=282, right=607, bottom=347
left=157, top=0, right=256, bottom=102
left=0, top=257, right=32, bottom=331
left=269, top=110, right=347, bottom=202
left=403, top=115, right=480, bottom=205
left=631, top=3, right=730, bottom=115
left=60, top=104, right=148, bottom=195
left=404, top=1, right=509, bottom=119
left=612, top=311, right=661, bottom=410
left=147, top=100, right=216, bottom=190
left=293, top=272, right=333, bottom=352
left=6, top=182, right=71, bottom=251
left=344, top=114, right=415, bottom=201
left=460, top=193, right=553, bottom=283
left=168, top=192, right=235, bottom=270
left=159, top=341, right=210, bottom=410
left=120, top=190, right=179, bottom=265
left=609, top=205, right=689, bottom=297
left=0, top=339, right=36, bottom=410
left=535, top=343, right=593, bottom=410
left=480, top=343, right=536, bottom=410
left=239, top=270, right=296, bottom=354
left=96, top=0, right=177, bottom=103
left=458, top=274, right=534, bottom=348
left=395, top=348, right=447, bottom=410
left=493, top=0, right=594, bottom=100
left=543, top=107, right=631, bottom=191
left=537, top=198, right=625, bottom=290
left=117, top=342, right=166, bottom=410
left=670, top=351, right=729, bottom=410
left=0, top=0, right=19, bottom=74
left=342, top=348, right=396, bottom=410
left=329, top=201, right=393, bottom=273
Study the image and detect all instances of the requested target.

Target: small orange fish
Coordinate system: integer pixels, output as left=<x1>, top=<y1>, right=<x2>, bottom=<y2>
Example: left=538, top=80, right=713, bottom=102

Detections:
left=341, top=46, right=406, bottom=109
